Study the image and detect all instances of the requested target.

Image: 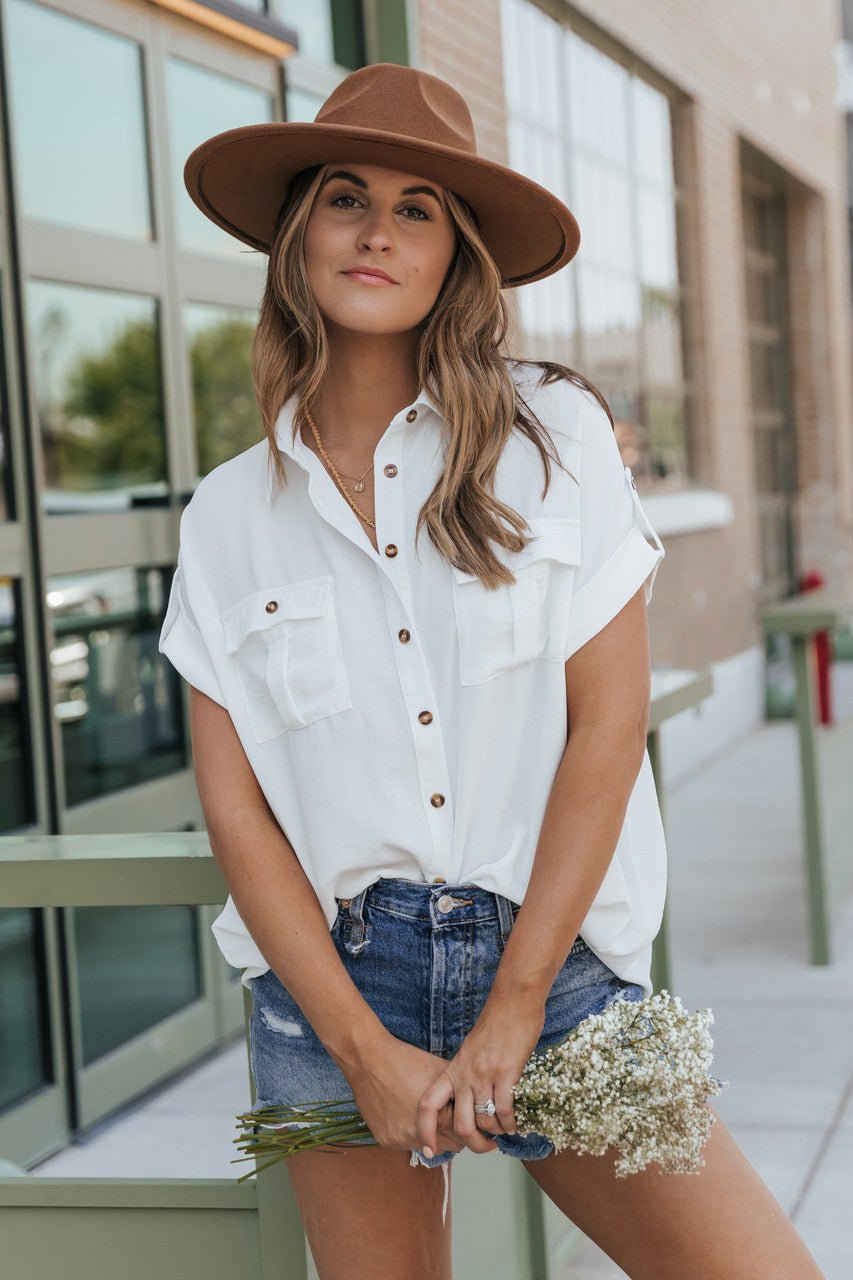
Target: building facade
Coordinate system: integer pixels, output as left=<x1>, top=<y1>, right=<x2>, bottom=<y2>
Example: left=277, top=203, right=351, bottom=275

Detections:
left=1, top=0, right=850, bottom=1164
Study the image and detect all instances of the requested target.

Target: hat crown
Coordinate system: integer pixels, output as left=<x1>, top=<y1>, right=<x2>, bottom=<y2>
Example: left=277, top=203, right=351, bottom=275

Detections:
left=315, top=63, right=478, bottom=156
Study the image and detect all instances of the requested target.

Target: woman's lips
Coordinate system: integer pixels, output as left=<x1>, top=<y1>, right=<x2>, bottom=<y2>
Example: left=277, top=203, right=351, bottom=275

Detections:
left=342, top=271, right=396, bottom=286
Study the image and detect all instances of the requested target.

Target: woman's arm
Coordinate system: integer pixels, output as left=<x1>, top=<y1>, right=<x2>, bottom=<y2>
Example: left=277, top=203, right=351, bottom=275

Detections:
left=189, top=685, right=388, bottom=1073
left=189, top=686, right=466, bottom=1156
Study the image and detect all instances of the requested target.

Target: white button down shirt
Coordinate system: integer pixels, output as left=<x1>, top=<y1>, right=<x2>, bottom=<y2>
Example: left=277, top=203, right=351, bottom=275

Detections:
left=159, top=360, right=667, bottom=996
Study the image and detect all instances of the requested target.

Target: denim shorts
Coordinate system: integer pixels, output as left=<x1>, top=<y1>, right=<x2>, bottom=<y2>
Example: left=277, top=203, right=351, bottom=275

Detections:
left=247, top=876, right=644, bottom=1171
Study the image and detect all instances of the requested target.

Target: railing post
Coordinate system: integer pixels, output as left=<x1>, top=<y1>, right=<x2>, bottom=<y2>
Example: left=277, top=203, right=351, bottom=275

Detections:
left=790, top=633, right=830, bottom=964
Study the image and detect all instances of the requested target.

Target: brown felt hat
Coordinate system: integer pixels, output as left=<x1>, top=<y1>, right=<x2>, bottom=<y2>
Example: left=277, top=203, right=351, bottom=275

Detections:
left=183, top=62, right=580, bottom=288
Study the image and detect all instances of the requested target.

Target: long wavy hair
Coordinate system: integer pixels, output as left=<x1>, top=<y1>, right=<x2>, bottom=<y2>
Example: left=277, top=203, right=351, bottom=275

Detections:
left=251, top=162, right=613, bottom=589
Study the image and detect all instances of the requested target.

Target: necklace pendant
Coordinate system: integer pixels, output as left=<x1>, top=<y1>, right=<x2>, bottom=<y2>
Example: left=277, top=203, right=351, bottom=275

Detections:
left=354, top=481, right=365, bottom=493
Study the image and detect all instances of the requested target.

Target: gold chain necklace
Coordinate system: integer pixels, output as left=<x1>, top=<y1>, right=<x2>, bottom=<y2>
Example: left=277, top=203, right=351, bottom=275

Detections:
left=303, top=405, right=377, bottom=530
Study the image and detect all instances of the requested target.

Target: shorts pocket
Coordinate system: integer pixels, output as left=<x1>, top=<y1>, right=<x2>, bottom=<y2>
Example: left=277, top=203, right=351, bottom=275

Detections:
left=221, top=576, right=351, bottom=741
left=451, top=517, right=581, bottom=685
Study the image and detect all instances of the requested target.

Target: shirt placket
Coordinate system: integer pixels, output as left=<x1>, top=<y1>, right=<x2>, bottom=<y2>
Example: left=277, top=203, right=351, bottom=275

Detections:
left=294, top=404, right=455, bottom=886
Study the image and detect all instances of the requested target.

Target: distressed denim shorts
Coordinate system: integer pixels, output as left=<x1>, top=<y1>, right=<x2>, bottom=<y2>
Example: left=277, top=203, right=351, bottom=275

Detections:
left=247, top=876, right=644, bottom=1173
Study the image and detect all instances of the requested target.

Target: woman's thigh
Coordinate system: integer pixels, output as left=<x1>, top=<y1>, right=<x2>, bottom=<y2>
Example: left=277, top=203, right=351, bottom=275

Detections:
left=522, top=1101, right=823, bottom=1280
left=283, top=1145, right=453, bottom=1280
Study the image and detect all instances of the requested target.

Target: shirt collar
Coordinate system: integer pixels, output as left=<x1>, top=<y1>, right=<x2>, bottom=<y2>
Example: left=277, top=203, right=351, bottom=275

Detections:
left=265, top=384, right=443, bottom=502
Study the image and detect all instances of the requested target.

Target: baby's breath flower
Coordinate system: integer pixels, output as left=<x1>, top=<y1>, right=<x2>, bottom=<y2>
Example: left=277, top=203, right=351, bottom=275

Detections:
left=512, top=990, right=727, bottom=1177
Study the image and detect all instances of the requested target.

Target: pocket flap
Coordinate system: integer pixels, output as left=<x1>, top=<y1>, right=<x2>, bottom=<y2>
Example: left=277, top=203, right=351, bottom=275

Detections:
left=450, top=518, right=581, bottom=584
left=221, top=577, right=332, bottom=653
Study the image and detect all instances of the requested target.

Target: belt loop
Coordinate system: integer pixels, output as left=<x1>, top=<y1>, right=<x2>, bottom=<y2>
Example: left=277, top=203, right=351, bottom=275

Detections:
left=495, top=893, right=516, bottom=947
left=344, top=885, right=370, bottom=955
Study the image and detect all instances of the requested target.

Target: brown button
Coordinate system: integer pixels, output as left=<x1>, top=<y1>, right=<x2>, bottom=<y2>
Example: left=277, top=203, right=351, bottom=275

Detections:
left=339, top=898, right=350, bottom=908
left=384, top=544, right=398, bottom=557
left=265, top=600, right=279, bottom=613
left=430, top=793, right=445, bottom=807
left=431, top=876, right=446, bottom=884
left=418, top=710, right=433, bottom=724
left=398, top=628, right=410, bottom=643
left=406, top=409, right=417, bottom=422
left=384, top=463, right=398, bottom=477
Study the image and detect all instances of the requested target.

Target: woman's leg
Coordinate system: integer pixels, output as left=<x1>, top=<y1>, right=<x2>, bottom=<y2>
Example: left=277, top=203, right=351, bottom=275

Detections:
left=284, top=1145, right=454, bottom=1280
left=522, top=1102, right=823, bottom=1279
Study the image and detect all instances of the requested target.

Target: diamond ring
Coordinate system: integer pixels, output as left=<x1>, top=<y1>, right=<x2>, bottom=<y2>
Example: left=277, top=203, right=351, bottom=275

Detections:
left=473, top=1099, right=497, bottom=1116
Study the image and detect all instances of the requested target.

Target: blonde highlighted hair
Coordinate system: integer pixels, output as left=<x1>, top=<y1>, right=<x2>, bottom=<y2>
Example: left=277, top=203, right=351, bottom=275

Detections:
left=251, top=162, right=613, bottom=589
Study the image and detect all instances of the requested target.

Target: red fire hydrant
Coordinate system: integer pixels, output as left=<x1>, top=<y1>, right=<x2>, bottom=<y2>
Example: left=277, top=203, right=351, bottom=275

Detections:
left=799, top=568, right=833, bottom=725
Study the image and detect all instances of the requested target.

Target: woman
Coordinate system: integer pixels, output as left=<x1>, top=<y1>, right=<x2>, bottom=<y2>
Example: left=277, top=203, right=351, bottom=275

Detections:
left=160, top=63, right=822, bottom=1280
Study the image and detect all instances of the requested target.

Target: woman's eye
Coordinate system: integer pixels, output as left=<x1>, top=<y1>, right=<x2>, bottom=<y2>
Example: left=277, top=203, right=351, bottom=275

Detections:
left=329, top=193, right=431, bottom=221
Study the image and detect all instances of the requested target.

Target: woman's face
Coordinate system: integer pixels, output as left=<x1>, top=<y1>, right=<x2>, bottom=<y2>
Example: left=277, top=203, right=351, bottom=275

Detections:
left=303, top=162, right=458, bottom=335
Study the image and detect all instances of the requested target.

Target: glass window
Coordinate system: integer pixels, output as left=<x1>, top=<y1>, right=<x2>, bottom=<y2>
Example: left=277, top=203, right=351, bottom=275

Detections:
left=27, top=281, right=166, bottom=513
left=167, top=59, right=275, bottom=258
left=75, top=905, right=202, bottom=1064
left=184, top=302, right=262, bottom=475
left=269, top=0, right=334, bottom=61
left=501, top=0, right=690, bottom=484
left=501, top=0, right=577, bottom=360
left=0, top=286, right=13, bottom=521
left=0, top=579, right=35, bottom=830
left=47, top=564, right=184, bottom=805
left=5, top=0, right=152, bottom=240
left=0, top=910, right=49, bottom=1108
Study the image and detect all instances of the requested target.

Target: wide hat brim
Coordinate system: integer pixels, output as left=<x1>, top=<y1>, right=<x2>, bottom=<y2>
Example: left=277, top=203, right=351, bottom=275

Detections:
left=184, top=122, right=580, bottom=288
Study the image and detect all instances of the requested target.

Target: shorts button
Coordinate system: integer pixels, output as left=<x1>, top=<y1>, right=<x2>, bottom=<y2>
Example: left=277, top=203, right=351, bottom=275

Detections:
left=339, top=899, right=350, bottom=908
left=436, top=895, right=455, bottom=912
left=431, top=877, right=446, bottom=884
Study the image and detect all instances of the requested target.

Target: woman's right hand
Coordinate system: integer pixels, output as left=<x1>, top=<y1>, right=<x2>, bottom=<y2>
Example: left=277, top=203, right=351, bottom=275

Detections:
left=343, top=1033, right=471, bottom=1157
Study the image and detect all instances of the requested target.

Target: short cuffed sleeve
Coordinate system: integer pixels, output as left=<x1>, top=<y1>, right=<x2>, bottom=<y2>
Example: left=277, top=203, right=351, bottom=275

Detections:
left=159, top=547, right=227, bottom=707
left=563, top=392, right=665, bottom=661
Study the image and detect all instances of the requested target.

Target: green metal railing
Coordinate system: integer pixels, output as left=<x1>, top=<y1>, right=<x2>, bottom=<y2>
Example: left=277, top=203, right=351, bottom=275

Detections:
left=0, top=667, right=712, bottom=1279
left=759, top=588, right=853, bottom=964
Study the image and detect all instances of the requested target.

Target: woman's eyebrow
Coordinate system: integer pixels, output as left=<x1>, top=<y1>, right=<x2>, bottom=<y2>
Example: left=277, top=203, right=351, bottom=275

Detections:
left=321, top=169, right=444, bottom=207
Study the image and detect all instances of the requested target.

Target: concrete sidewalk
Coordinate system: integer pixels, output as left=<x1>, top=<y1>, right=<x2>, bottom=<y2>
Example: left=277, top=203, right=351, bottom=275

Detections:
left=30, top=705, right=853, bottom=1277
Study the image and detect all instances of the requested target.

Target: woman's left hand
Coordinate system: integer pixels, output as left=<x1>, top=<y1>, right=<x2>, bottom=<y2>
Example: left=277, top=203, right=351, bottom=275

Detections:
left=416, top=996, right=547, bottom=1157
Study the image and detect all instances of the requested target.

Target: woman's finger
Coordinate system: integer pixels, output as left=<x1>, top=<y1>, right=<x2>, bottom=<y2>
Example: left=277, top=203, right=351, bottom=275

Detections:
left=416, top=1068, right=454, bottom=1156
left=493, top=1075, right=517, bottom=1135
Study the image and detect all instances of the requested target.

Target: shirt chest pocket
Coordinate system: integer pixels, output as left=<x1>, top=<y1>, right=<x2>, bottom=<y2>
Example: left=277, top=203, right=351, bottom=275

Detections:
left=450, top=517, right=581, bottom=685
left=221, top=576, right=351, bottom=741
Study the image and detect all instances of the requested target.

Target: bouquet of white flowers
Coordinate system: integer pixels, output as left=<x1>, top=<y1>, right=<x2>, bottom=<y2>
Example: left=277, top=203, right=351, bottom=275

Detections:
left=232, top=989, right=728, bottom=1184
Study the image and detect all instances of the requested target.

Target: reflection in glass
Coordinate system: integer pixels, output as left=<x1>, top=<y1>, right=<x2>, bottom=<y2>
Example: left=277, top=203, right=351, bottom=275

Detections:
left=637, top=185, right=678, bottom=289
left=27, top=280, right=166, bottom=513
left=270, top=0, right=334, bottom=61
left=632, top=76, right=674, bottom=186
left=75, top=905, right=202, bottom=1065
left=0, top=579, right=36, bottom=830
left=570, top=154, right=633, bottom=273
left=565, top=30, right=629, bottom=164
left=5, top=0, right=151, bottom=240
left=0, top=294, right=13, bottom=516
left=642, top=289, right=684, bottom=385
left=184, top=303, right=262, bottom=474
left=0, top=910, right=49, bottom=1109
left=167, top=59, right=275, bottom=257
left=47, top=564, right=185, bottom=805
left=502, top=0, right=576, bottom=361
